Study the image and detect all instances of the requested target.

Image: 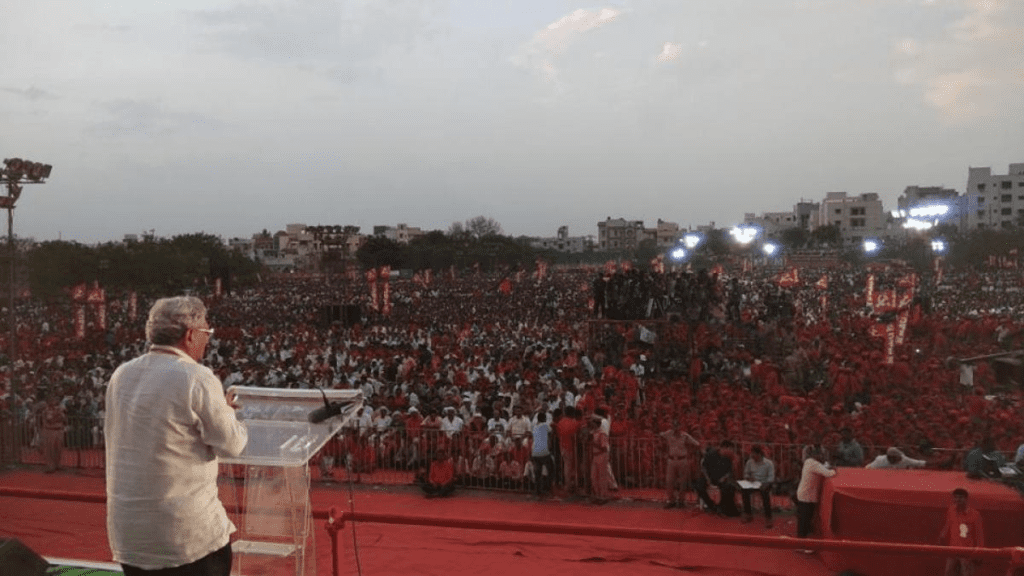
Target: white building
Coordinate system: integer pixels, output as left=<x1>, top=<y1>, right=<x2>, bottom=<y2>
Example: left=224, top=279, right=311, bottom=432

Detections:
left=964, top=164, right=1024, bottom=231
left=817, top=192, right=886, bottom=245
left=373, top=223, right=424, bottom=244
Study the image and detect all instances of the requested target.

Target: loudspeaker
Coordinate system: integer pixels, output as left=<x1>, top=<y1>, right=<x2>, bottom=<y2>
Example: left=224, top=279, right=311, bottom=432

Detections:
left=343, top=304, right=362, bottom=327
left=0, top=538, right=50, bottom=576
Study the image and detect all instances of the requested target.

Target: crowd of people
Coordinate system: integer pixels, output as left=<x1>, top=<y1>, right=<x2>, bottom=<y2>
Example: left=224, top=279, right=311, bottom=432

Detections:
left=2, top=259, right=1024, bottom=520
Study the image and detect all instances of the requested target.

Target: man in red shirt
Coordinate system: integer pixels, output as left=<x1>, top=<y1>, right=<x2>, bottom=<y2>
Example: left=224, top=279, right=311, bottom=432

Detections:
left=938, top=488, right=984, bottom=576
left=419, top=449, right=456, bottom=498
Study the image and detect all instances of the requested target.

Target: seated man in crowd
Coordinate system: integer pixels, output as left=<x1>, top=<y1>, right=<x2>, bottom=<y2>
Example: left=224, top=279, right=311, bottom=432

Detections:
left=695, top=440, right=740, bottom=517
left=834, top=427, right=864, bottom=467
left=964, top=437, right=1006, bottom=479
left=865, top=447, right=926, bottom=470
left=418, top=449, right=456, bottom=498
left=740, top=445, right=775, bottom=528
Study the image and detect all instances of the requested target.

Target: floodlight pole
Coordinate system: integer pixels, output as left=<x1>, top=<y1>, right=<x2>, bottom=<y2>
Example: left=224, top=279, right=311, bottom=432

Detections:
left=0, top=158, right=52, bottom=391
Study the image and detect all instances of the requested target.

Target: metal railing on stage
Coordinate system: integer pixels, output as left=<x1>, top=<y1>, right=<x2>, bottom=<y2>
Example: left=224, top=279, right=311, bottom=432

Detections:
left=2, top=414, right=980, bottom=505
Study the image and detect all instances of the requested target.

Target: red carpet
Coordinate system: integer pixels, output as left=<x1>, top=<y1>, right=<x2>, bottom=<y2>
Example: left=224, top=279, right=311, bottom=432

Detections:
left=0, top=469, right=833, bottom=576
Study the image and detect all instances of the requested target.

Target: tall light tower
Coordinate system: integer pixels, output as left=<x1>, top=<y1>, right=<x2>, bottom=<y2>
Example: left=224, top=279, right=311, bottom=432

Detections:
left=0, top=158, right=52, bottom=376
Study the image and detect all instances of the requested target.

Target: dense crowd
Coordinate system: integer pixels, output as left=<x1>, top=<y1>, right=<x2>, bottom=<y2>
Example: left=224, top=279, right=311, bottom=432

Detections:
left=2, top=260, right=1023, bottom=505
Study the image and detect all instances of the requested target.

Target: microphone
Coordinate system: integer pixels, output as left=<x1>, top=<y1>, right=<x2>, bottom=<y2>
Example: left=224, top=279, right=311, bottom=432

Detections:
left=309, top=387, right=343, bottom=424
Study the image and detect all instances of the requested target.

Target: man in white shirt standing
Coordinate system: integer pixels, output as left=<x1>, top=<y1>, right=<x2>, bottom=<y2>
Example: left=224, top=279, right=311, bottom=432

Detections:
left=795, top=446, right=836, bottom=546
left=105, top=296, right=248, bottom=576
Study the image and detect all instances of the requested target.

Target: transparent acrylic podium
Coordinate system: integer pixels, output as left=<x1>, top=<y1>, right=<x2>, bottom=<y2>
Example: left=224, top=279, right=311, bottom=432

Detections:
left=220, top=386, right=363, bottom=576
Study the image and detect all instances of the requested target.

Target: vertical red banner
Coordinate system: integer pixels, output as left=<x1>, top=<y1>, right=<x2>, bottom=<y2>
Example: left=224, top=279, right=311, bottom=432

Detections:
left=96, top=302, right=107, bottom=331
left=865, top=274, right=875, bottom=306
left=215, top=277, right=222, bottom=297
left=128, top=291, right=137, bottom=321
left=885, top=323, right=896, bottom=365
left=366, top=268, right=378, bottom=312
left=74, top=305, right=86, bottom=339
left=380, top=266, right=391, bottom=316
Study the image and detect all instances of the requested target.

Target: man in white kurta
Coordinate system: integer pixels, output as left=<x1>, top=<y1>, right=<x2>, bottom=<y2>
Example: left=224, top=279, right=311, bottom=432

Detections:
left=106, top=296, right=248, bottom=575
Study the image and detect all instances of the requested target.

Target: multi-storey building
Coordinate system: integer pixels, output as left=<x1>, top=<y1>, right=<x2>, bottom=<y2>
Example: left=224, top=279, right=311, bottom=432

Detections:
left=743, top=211, right=798, bottom=236
left=893, top=185, right=961, bottom=232
left=817, top=192, right=886, bottom=245
left=653, top=219, right=680, bottom=248
left=964, top=164, right=1024, bottom=231
left=597, top=218, right=646, bottom=251
left=530, top=226, right=593, bottom=253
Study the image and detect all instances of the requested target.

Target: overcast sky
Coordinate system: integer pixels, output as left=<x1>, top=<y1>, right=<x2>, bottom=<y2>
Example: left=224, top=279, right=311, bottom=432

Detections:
left=3, top=0, right=1022, bottom=244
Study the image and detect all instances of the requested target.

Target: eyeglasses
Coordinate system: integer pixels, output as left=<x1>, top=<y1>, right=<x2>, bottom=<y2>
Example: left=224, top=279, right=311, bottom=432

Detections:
left=194, top=327, right=215, bottom=336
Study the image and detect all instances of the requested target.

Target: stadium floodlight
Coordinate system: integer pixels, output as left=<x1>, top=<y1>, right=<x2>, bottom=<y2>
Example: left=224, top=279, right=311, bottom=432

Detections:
left=762, top=242, right=778, bottom=256
left=670, top=247, right=687, bottom=261
left=863, top=240, right=880, bottom=254
left=931, top=239, right=947, bottom=253
left=729, top=225, right=759, bottom=245
left=903, top=218, right=934, bottom=231
left=908, top=204, right=949, bottom=218
left=682, top=233, right=702, bottom=250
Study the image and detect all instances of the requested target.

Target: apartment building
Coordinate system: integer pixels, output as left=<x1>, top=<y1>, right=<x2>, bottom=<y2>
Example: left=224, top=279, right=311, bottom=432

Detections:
left=964, top=164, right=1024, bottom=231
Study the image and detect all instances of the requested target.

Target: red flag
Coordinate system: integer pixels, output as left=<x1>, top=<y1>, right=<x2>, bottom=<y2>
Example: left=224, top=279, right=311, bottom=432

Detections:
left=815, top=275, right=828, bottom=290
left=774, top=268, right=799, bottom=287
left=711, top=264, right=724, bottom=276
left=86, top=286, right=105, bottom=304
left=71, top=283, right=87, bottom=302
left=214, top=277, right=222, bottom=297
left=865, top=274, right=875, bottom=305
left=425, top=269, right=433, bottom=286
left=499, top=278, right=512, bottom=295
left=604, top=260, right=617, bottom=275
left=621, top=260, right=633, bottom=273
left=885, top=323, right=896, bottom=365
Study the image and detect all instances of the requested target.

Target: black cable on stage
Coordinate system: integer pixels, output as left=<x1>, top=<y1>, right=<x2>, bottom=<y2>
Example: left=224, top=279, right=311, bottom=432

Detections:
left=345, top=446, right=364, bottom=576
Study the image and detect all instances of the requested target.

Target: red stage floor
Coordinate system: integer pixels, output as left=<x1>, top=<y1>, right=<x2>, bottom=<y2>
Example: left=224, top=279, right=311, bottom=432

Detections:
left=0, top=468, right=833, bottom=576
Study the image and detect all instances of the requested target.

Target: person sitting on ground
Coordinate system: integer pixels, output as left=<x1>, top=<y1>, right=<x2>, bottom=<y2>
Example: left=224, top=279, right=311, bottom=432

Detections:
left=419, top=449, right=456, bottom=498
left=865, top=447, right=926, bottom=470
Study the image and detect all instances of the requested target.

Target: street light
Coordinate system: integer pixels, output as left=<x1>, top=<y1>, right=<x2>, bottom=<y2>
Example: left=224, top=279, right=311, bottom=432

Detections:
left=863, top=239, right=881, bottom=255
left=762, top=242, right=778, bottom=257
left=0, top=157, right=52, bottom=376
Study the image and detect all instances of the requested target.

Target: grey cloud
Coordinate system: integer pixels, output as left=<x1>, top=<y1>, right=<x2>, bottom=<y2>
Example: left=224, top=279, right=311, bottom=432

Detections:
left=183, top=0, right=450, bottom=76
left=0, top=85, right=56, bottom=101
left=88, top=99, right=226, bottom=139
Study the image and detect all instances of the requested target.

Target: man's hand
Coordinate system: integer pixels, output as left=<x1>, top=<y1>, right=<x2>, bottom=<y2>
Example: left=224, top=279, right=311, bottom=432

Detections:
left=225, top=386, right=240, bottom=410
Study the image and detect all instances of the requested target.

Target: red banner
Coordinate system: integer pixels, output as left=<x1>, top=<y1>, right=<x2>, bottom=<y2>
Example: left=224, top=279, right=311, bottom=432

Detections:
left=865, top=274, right=875, bottom=306
left=74, top=305, right=86, bottom=339
left=366, top=268, right=378, bottom=311
left=215, top=277, right=222, bottom=297
left=95, top=302, right=107, bottom=331
left=128, top=291, right=137, bottom=321
left=380, top=266, right=391, bottom=316
left=885, top=323, right=896, bottom=365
